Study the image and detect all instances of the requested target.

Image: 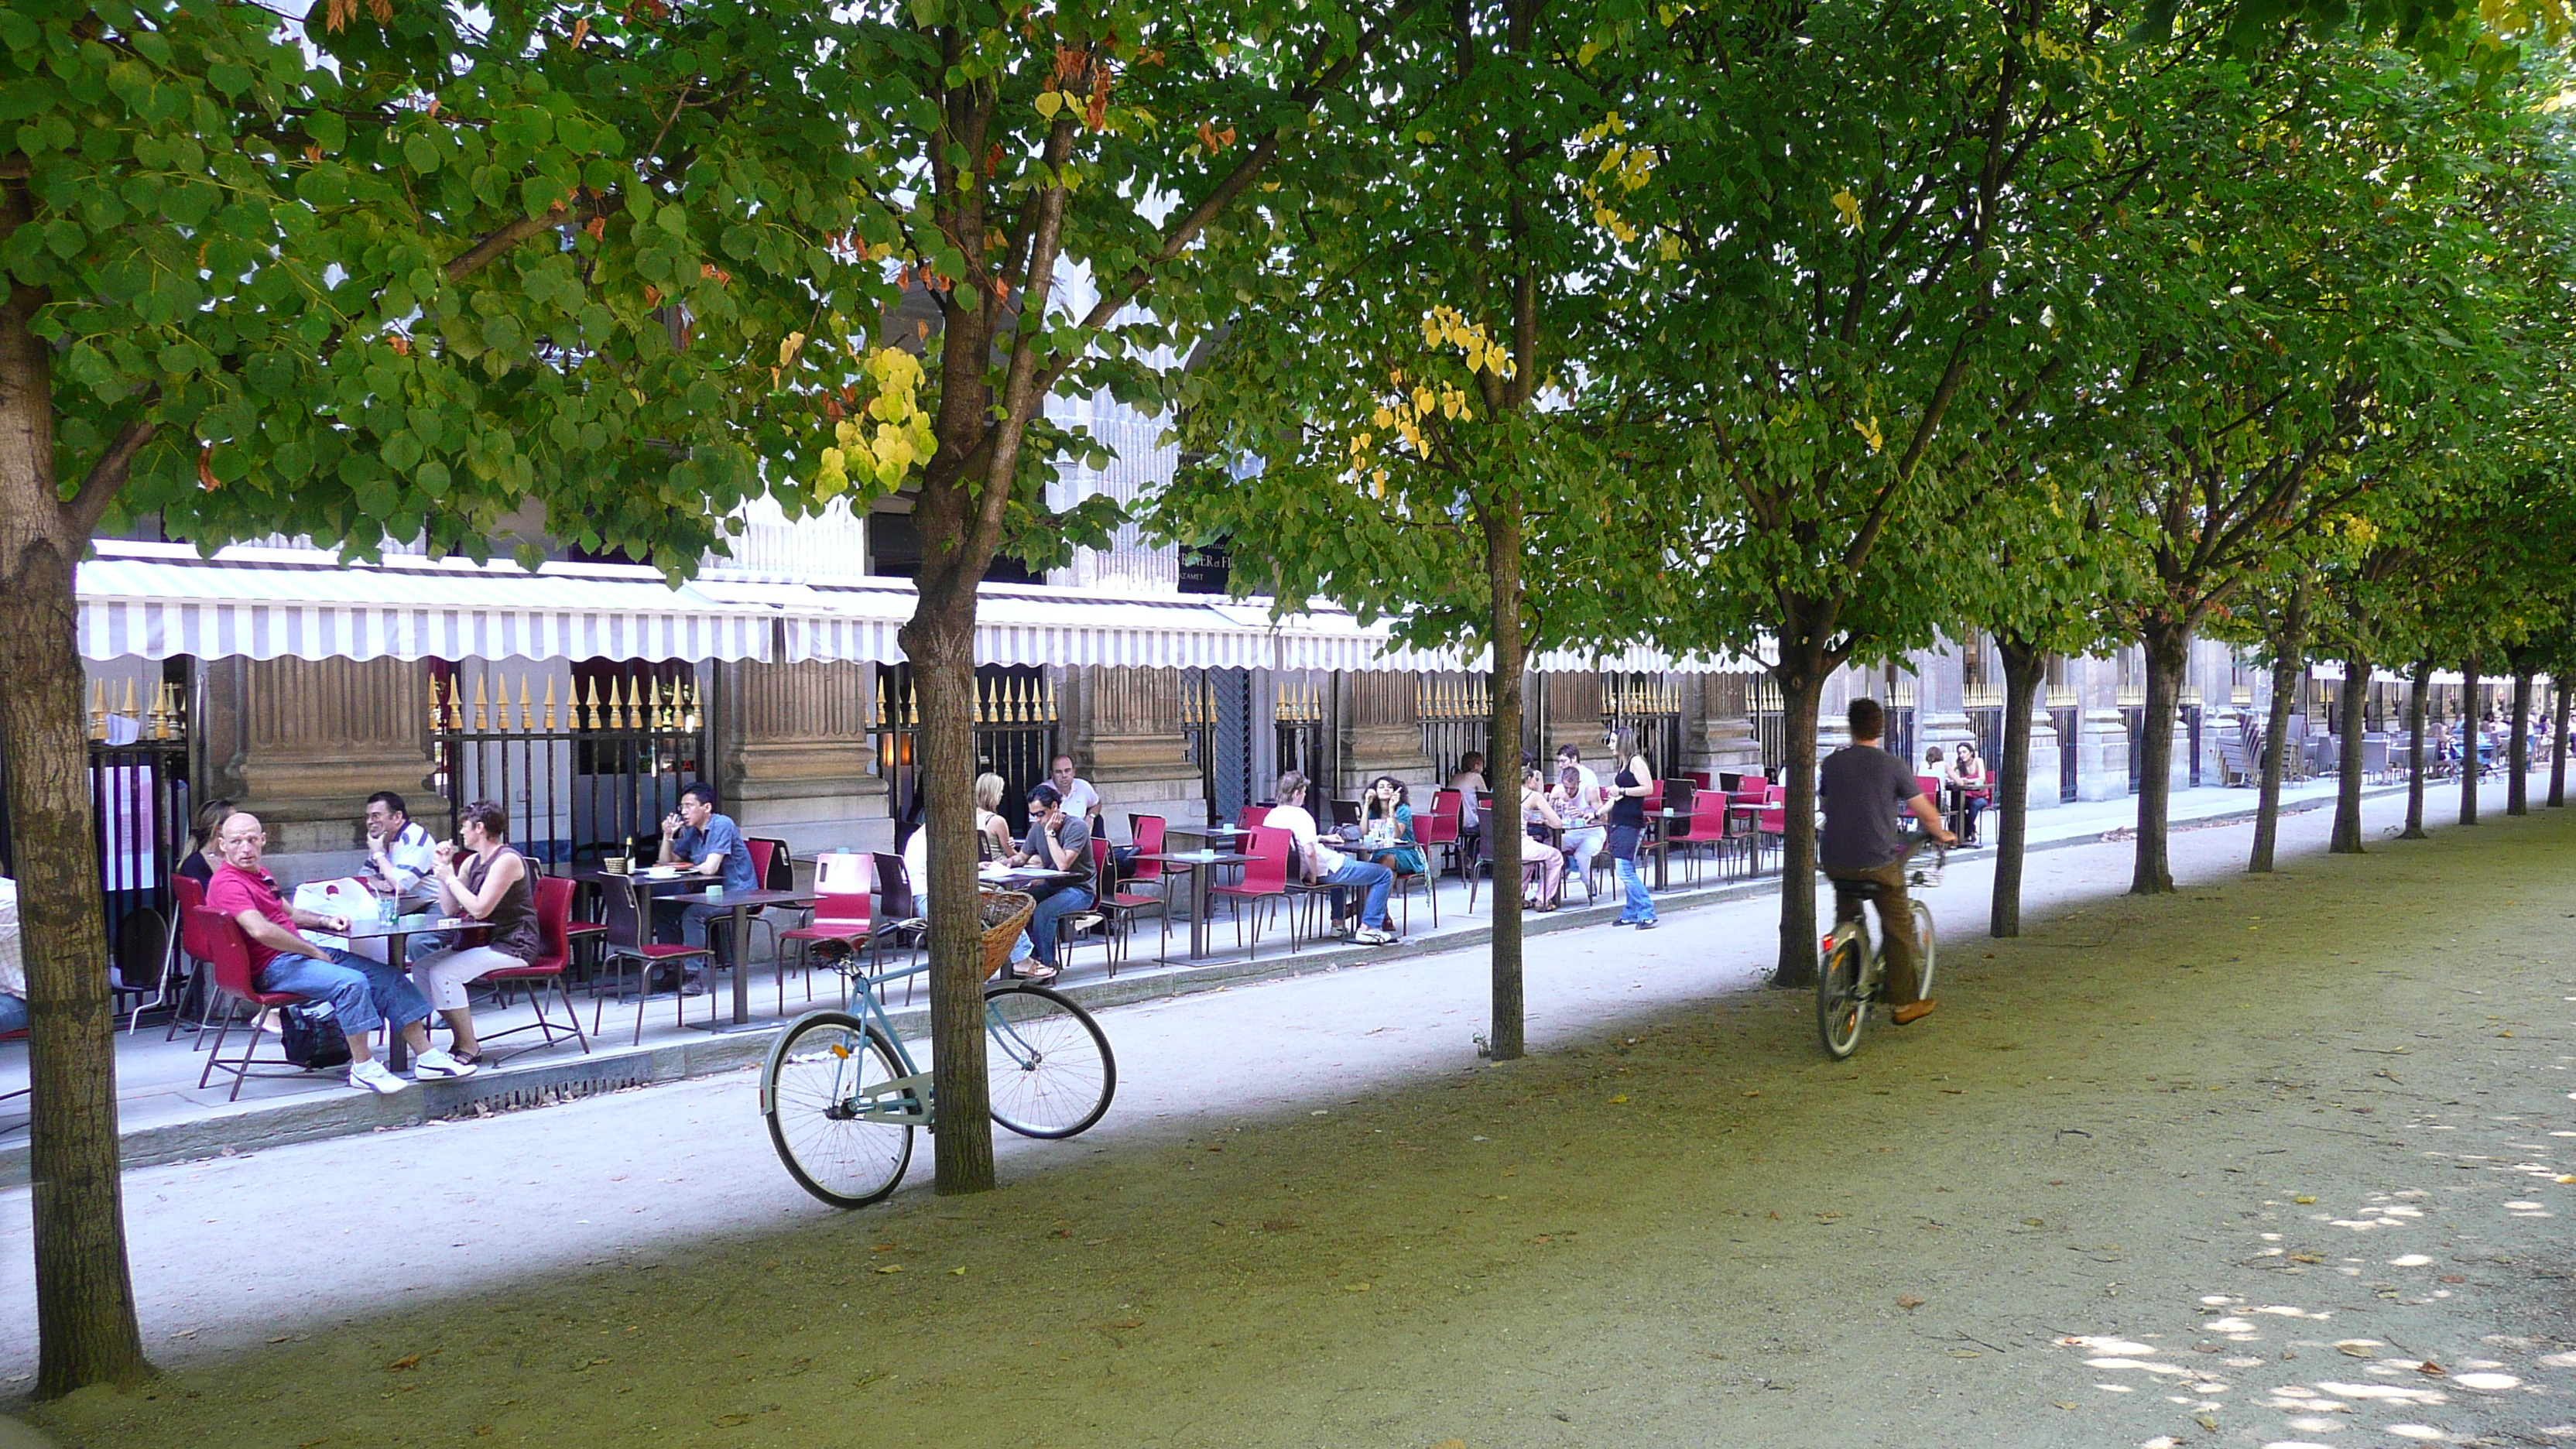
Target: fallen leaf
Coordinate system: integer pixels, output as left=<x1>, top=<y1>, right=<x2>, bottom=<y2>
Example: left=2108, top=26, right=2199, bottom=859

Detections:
left=875, top=1265, right=904, bottom=1275
left=1608, top=1094, right=1629, bottom=1105
left=872, top=1243, right=899, bottom=1252
left=2290, top=1253, right=2324, bottom=1264
left=2418, top=1361, right=2446, bottom=1376
left=267, top=1334, right=293, bottom=1344
left=1742, top=1089, right=1760, bottom=1098
left=2052, top=1400, right=2078, bottom=1410
left=713, top=1413, right=753, bottom=1427
left=472, top=1429, right=492, bottom=1438
left=2194, top=1413, right=2219, bottom=1431
left=2293, top=1195, right=2317, bottom=1204
left=384, top=1355, right=420, bottom=1372
left=2338, top=1345, right=2374, bottom=1358
left=2021, top=1218, right=2045, bottom=1227
left=1896, top=1294, right=1924, bottom=1309
left=1531, top=1235, right=1553, bottom=1244
left=948, top=1267, right=968, bottom=1276
left=1766, top=1211, right=1781, bottom=1221
left=1947, top=1348, right=1981, bottom=1358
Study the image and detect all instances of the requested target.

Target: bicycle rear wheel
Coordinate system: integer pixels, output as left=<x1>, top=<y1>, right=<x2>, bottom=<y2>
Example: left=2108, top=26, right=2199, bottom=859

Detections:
left=1910, top=899, right=1937, bottom=999
left=1817, top=934, right=1867, bottom=1060
left=763, top=1010, right=915, bottom=1209
left=982, top=982, right=1117, bottom=1139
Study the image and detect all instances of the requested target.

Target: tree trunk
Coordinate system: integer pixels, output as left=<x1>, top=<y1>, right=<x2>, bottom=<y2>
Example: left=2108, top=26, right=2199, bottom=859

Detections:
left=2401, top=659, right=2429, bottom=839
left=1769, top=649, right=1827, bottom=988
left=2507, top=670, right=2532, bottom=817
left=1481, top=501, right=1524, bottom=1063
left=2329, top=657, right=2367, bottom=853
left=2248, top=586, right=2307, bottom=873
left=2550, top=680, right=2568, bottom=810
left=898, top=587, right=994, bottom=1197
left=2131, top=620, right=2190, bottom=895
left=2460, top=657, right=2480, bottom=826
left=0, top=257, right=152, bottom=1393
left=1989, top=637, right=2043, bottom=939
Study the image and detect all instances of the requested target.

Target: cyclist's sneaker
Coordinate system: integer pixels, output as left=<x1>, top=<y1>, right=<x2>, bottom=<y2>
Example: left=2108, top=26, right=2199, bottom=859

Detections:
left=1893, top=999, right=1937, bottom=1025
left=1633, top=919, right=1658, bottom=931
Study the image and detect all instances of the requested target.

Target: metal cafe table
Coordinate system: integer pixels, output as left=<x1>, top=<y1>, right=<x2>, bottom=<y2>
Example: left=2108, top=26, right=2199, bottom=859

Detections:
left=574, top=868, right=815, bottom=1033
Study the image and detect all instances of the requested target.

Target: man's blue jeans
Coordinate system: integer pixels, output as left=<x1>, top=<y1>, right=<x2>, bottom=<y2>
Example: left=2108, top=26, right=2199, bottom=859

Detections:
left=1024, top=886, right=1094, bottom=968
left=1324, top=861, right=1395, bottom=930
left=0, top=993, right=26, bottom=1034
left=259, top=950, right=430, bottom=1037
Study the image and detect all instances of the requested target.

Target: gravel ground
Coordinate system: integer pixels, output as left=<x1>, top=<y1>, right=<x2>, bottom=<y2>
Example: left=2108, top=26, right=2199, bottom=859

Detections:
left=12, top=788, right=2576, bottom=1449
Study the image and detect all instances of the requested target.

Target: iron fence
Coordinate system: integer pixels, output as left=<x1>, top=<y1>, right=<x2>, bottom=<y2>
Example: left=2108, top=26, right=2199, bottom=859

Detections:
left=1601, top=673, right=1683, bottom=783
left=2050, top=700, right=2081, bottom=801
left=1748, top=673, right=1785, bottom=773
left=1274, top=677, right=1334, bottom=800
left=1417, top=673, right=1492, bottom=781
left=430, top=666, right=704, bottom=868
left=877, top=664, right=1059, bottom=839
left=87, top=677, right=194, bottom=985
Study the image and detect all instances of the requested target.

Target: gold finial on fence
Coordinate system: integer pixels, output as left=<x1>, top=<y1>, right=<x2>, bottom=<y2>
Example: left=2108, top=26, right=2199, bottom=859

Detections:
left=543, top=677, right=558, bottom=731
left=468, top=676, right=486, bottom=731
left=1013, top=677, right=1031, bottom=724
left=605, top=677, right=625, bottom=731
left=512, top=675, right=528, bottom=731
left=973, top=677, right=989, bottom=726
left=87, top=680, right=107, bottom=741
left=906, top=684, right=919, bottom=728
left=1044, top=673, right=1059, bottom=723
left=649, top=677, right=666, bottom=729
left=118, top=677, right=137, bottom=729
left=427, top=675, right=446, bottom=732
left=150, top=680, right=175, bottom=740
left=579, top=677, right=598, bottom=731
left=873, top=680, right=888, bottom=728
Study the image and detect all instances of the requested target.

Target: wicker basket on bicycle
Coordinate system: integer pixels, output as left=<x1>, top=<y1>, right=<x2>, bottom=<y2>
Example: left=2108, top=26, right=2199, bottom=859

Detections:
left=978, top=889, right=1036, bottom=981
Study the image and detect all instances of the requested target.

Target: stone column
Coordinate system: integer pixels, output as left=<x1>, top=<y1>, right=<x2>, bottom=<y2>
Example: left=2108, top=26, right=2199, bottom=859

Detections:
left=1684, top=673, right=1764, bottom=779
left=1912, top=642, right=1975, bottom=763
left=201, top=656, right=443, bottom=885
left=1337, top=670, right=1439, bottom=798
left=718, top=659, right=889, bottom=858
left=1062, top=666, right=1205, bottom=841
left=1542, top=670, right=1605, bottom=763
left=2023, top=710, right=2063, bottom=810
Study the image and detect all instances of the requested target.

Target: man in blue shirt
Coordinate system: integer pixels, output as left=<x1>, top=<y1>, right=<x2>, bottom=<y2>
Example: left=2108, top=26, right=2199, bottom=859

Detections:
left=656, top=782, right=759, bottom=996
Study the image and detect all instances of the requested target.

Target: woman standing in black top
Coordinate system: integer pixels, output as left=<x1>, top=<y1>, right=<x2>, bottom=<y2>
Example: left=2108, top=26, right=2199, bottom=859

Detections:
left=1605, top=731, right=1658, bottom=929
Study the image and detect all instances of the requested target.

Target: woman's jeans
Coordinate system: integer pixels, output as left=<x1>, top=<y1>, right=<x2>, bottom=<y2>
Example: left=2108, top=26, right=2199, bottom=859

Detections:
left=1608, top=824, right=1656, bottom=923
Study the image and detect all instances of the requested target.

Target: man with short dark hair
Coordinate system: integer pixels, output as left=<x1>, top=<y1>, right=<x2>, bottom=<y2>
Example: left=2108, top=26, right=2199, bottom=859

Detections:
left=1048, top=755, right=1101, bottom=820
left=1012, top=783, right=1093, bottom=980
left=361, top=790, right=439, bottom=912
left=1818, top=697, right=1955, bottom=1025
left=657, top=782, right=757, bottom=995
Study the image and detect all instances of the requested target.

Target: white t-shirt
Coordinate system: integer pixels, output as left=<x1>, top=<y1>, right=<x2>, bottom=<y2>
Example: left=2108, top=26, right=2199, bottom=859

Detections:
left=1264, top=803, right=1345, bottom=875
left=1558, top=762, right=1601, bottom=796
left=1060, top=777, right=1101, bottom=817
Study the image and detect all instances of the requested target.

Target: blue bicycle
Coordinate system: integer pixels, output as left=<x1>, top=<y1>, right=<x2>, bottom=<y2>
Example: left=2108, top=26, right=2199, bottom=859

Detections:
left=760, top=922, right=1115, bottom=1208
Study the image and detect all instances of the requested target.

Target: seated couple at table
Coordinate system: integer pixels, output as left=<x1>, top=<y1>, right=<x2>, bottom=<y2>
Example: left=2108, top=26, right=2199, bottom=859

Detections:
left=1270, top=772, right=1401, bottom=946
left=1518, top=764, right=1608, bottom=912
left=205, top=803, right=543, bottom=1092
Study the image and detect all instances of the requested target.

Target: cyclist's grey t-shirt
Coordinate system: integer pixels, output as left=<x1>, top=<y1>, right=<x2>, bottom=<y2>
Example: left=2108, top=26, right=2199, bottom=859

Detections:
left=1817, top=745, right=1920, bottom=871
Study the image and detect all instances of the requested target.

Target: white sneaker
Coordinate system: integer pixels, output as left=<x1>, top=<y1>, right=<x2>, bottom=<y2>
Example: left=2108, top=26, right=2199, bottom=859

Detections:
left=1354, top=927, right=1397, bottom=946
left=348, top=1059, right=413, bottom=1094
left=412, top=1047, right=477, bottom=1080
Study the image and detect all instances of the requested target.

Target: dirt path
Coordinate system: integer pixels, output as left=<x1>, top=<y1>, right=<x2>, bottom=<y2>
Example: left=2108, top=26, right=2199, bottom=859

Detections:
left=22, top=794, right=2576, bottom=1449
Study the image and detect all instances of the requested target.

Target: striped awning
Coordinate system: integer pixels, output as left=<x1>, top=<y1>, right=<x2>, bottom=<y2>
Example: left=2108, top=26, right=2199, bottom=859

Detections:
left=79, top=542, right=778, bottom=663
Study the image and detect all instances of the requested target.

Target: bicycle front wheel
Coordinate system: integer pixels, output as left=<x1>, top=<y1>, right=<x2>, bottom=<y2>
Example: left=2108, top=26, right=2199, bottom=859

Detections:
left=1910, top=899, right=1937, bottom=999
left=982, top=982, right=1117, bottom=1139
left=1817, top=934, right=1867, bottom=1060
left=764, top=1010, right=915, bottom=1209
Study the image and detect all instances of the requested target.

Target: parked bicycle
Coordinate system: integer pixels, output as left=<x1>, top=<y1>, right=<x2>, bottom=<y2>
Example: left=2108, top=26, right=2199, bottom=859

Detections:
left=762, top=891, right=1115, bottom=1208
left=1814, top=837, right=1943, bottom=1060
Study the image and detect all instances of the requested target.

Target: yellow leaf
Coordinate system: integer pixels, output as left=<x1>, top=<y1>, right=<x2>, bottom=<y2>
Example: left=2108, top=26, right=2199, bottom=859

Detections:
left=1036, top=91, right=1063, bottom=118
left=1608, top=1093, right=1629, bottom=1104
left=2293, top=1194, right=2316, bottom=1204
left=1831, top=187, right=1863, bottom=232
left=1578, top=39, right=1605, bottom=65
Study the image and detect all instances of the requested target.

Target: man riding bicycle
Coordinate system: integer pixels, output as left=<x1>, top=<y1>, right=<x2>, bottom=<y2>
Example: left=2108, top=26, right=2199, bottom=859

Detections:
left=1818, top=697, right=1956, bottom=1025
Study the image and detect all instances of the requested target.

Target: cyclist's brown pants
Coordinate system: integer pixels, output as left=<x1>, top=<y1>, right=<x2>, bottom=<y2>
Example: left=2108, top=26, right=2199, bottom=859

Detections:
left=1828, top=861, right=1921, bottom=1006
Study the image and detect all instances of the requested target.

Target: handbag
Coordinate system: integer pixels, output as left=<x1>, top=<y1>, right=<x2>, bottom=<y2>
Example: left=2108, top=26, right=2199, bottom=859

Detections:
left=279, top=1002, right=353, bottom=1070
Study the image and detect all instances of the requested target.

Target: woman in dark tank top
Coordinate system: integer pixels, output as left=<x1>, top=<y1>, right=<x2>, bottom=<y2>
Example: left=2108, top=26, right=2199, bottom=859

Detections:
left=1605, top=731, right=1659, bottom=929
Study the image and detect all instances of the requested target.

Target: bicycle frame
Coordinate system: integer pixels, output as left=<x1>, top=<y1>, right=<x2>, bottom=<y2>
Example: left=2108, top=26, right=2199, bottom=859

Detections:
left=753, top=953, right=1057, bottom=1130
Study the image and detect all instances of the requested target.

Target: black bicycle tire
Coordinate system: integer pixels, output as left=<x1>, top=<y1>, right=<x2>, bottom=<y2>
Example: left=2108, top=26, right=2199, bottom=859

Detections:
left=981, top=981, right=1118, bottom=1139
left=763, top=1009, right=914, bottom=1209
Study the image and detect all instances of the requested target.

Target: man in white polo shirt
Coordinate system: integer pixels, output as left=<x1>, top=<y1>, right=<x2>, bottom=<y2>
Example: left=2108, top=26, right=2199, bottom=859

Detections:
left=1264, top=771, right=1397, bottom=946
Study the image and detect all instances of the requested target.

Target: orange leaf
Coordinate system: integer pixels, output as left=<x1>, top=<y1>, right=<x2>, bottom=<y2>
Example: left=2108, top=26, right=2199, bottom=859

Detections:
left=196, top=444, right=220, bottom=492
left=567, top=15, right=590, bottom=47
left=643, top=283, right=661, bottom=307
left=584, top=215, right=605, bottom=242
